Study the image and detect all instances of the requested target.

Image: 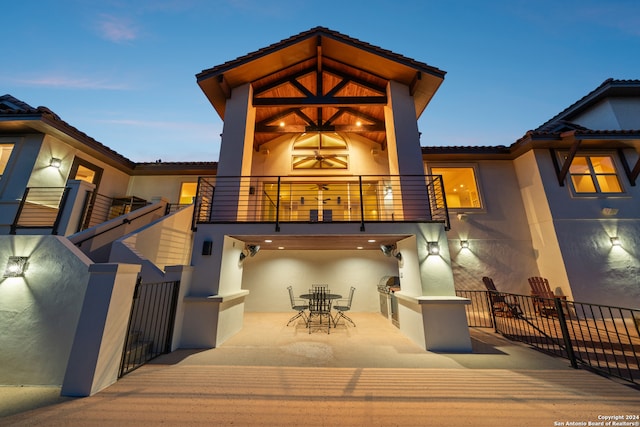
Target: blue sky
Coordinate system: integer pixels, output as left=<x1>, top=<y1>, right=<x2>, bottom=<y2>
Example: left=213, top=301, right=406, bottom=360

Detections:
left=2, top=0, right=639, bottom=162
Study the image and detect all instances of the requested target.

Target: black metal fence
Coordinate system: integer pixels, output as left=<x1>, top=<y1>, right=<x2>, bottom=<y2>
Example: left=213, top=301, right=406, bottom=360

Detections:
left=457, top=290, right=640, bottom=386
left=119, top=279, right=181, bottom=378
left=193, top=174, right=450, bottom=231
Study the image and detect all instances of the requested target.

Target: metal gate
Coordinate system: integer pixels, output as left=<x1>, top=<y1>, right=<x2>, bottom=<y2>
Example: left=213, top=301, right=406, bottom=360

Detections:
left=119, top=278, right=181, bottom=377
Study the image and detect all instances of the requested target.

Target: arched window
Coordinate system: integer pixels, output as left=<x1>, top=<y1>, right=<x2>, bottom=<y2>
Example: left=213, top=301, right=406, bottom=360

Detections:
left=291, top=132, right=348, bottom=170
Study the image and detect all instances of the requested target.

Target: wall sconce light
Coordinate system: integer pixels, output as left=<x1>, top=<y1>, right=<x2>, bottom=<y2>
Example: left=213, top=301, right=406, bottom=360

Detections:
left=380, top=244, right=402, bottom=261
left=602, top=207, right=618, bottom=216
left=427, top=242, right=440, bottom=256
left=202, top=240, right=213, bottom=256
left=460, top=240, right=470, bottom=249
left=610, top=237, right=621, bottom=247
left=239, top=244, right=260, bottom=263
left=4, top=256, right=29, bottom=277
left=49, top=158, right=62, bottom=168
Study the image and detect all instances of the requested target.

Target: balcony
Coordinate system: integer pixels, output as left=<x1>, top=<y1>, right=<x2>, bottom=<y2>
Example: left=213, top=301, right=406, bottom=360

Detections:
left=193, top=174, right=450, bottom=231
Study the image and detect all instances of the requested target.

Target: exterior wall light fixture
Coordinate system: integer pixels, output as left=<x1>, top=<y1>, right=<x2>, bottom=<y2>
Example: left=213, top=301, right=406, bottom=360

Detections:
left=239, top=244, right=260, bottom=263
left=49, top=158, right=62, bottom=168
left=460, top=240, right=470, bottom=249
left=427, top=242, right=440, bottom=256
left=610, top=237, right=622, bottom=247
left=380, top=244, right=402, bottom=261
left=4, top=256, right=29, bottom=277
left=202, top=240, right=213, bottom=256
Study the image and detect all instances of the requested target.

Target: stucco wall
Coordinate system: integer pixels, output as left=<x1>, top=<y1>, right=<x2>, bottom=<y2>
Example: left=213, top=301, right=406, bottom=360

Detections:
left=573, top=97, right=640, bottom=130
left=427, top=160, right=538, bottom=295
left=554, top=219, right=640, bottom=307
left=0, top=235, right=92, bottom=386
left=28, top=135, right=131, bottom=198
left=531, top=147, right=640, bottom=306
left=250, top=132, right=389, bottom=177
left=128, top=175, right=208, bottom=204
left=241, top=249, right=399, bottom=312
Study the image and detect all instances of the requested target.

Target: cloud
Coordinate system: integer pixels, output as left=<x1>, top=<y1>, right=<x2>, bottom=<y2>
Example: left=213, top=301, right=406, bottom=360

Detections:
left=97, top=14, right=138, bottom=43
left=12, top=74, right=129, bottom=90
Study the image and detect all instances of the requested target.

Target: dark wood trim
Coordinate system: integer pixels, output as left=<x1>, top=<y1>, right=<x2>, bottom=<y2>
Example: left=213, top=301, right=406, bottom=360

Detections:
left=253, top=96, right=387, bottom=107
left=616, top=148, right=636, bottom=186
left=323, top=65, right=387, bottom=94
left=556, top=137, right=582, bottom=186
left=409, top=72, right=421, bottom=96
left=253, top=66, right=316, bottom=96
left=549, top=148, right=563, bottom=186
left=218, top=75, right=231, bottom=99
left=630, top=154, right=640, bottom=186
left=255, top=123, right=384, bottom=133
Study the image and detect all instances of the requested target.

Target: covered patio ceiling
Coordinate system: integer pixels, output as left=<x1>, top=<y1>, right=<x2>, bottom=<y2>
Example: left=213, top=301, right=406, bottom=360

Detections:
left=231, top=234, right=411, bottom=251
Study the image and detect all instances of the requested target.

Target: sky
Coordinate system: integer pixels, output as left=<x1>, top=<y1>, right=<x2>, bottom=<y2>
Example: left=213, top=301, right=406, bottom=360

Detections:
left=2, top=0, right=639, bottom=162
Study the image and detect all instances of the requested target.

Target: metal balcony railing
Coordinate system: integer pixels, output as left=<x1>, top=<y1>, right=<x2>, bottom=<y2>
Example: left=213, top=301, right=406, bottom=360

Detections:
left=10, top=187, right=70, bottom=234
left=193, top=174, right=449, bottom=231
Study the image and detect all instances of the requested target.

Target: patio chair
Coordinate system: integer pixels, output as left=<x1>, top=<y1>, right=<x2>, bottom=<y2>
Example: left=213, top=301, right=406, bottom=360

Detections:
left=308, top=287, right=331, bottom=334
left=481, top=277, right=521, bottom=318
left=528, top=276, right=566, bottom=317
left=333, top=286, right=356, bottom=327
left=286, top=286, right=308, bottom=326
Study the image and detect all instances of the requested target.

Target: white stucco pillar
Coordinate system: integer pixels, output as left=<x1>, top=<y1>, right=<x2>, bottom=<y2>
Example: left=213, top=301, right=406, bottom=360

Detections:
left=396, top=226, right=472, bottom=352
left=58, top=179, right=95, bottom=236
left=61, top=263, right=141, bottom=397
left=180, top=233, right=249, bottom=348
left=212, top=83, right=256, bottom=221
left=384, top=80, right=431, bottom=220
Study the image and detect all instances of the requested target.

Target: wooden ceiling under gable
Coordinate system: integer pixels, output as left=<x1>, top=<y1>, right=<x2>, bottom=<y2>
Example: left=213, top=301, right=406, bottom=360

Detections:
left=196, top=27, right=445, bottom=150
left=252, top=56, right=389, bottom=147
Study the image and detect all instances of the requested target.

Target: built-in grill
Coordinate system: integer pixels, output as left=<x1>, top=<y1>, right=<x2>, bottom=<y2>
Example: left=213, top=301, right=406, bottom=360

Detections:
left=377, top=276, right=400, bottom=327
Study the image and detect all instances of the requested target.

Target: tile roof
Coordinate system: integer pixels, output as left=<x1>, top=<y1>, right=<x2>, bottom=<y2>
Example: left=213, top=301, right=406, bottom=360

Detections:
left=197, top=26, right=446, bottom=80
left=536, top=79, right=640, bottom=132
left=1, top=94, right=136, bottom=169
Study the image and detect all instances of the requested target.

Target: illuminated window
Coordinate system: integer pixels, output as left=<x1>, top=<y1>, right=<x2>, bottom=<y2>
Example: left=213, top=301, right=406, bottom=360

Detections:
left=568, top=155, right=622, bottom=194
left=291, top=132, right=348, bottom=170
left=431, top=166, right=481, bottom=209
left=0, top=144, right=15, bottom=177
left=74, top=165, right=96, bottom=183
left=179, top=182, right=198, bottom=204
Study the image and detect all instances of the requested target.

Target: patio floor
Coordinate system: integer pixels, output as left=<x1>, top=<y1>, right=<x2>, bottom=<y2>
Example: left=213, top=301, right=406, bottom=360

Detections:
left=1, top=312, right=639, bottom=426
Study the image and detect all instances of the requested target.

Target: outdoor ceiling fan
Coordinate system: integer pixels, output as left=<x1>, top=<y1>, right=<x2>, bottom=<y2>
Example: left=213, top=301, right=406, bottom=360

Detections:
left=311, top=150, right=338, bottom=167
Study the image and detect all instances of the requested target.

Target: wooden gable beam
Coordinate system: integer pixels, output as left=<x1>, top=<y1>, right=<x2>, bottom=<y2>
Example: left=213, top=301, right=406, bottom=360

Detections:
left=323, top=65, right=387, bottom=95
left=630, top=158, right=640, bottom=185
left=218, top=74, right=231, bottom=99
left=409, top=72, right=421, bottom=96
left=252, top=66, right=316, bottom=96
left=253, top=96, right=387, bottom=107
left=550, top=131, right=582, bottom=186
left=617, top=148, right=639, bottom=186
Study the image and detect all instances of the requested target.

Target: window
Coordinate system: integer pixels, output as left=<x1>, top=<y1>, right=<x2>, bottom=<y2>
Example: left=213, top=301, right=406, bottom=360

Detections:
left=69, top=157, right=103, bottom=188
left=0, top=144, right=15, bottom=177
left=291, top=132, right=348, bottom=170
left=179, top=182, right=198, bottom=204
left=568, top=155, right=622, bottom=194
left=430, top=166, right=481, bottom=209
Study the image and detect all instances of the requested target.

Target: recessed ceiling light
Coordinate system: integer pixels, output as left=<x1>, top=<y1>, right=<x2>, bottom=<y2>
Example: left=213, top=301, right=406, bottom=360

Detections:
left=357, top=246, right=363, bottom=249
left=367, top=239, right=376, bottom=243
left=264, top=239, right=272, bottom=243
left=278, top=246, right=285, bottom=250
